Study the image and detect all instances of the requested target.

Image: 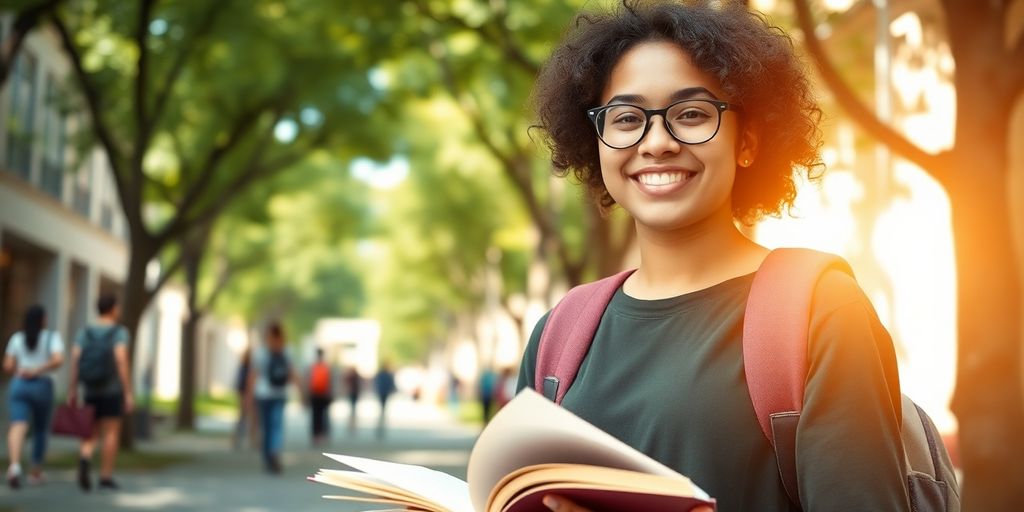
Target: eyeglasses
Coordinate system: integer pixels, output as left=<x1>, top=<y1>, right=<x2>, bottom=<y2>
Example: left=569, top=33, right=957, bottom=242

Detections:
left=586, top=99, right=740, bottom=149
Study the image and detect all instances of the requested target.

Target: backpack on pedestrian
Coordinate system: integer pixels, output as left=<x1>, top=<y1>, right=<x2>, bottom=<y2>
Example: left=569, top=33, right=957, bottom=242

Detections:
left=78, top=327, right=118, bottom=390
left=267, top=351, right=290, bottom=388
left=309, top=362, right=331, bottom=396
left=535, top=248, right=960, bottom=512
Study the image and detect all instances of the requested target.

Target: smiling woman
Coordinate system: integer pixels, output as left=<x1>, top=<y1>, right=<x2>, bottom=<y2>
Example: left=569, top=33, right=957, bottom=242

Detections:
left=516, top=1, right=936, bottom=511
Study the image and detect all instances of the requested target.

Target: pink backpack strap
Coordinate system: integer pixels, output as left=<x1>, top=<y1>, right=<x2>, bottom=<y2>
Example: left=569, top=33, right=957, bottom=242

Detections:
left=743, top=247, right=853, bottom=506
left=535, top=270, right=635, bottom=403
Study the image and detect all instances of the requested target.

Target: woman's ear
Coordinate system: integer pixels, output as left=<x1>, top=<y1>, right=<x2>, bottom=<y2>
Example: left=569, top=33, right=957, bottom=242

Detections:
left=736, top=124, right=759, bottom=168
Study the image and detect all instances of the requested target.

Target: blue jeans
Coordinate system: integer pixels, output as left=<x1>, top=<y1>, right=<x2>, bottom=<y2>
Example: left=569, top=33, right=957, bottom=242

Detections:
left=257, top=398, right=285, bottom=463
left=7, top=377, right=55, bottom=465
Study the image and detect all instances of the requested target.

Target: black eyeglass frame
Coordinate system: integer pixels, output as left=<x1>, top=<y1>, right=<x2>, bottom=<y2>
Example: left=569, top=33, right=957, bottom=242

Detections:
left=586, top=99, right=742, bottom=149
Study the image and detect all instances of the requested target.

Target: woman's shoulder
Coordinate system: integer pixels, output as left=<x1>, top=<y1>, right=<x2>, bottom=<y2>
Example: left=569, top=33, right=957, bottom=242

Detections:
left=810, top=268, right=871, bottom=317
left=5, top=331, right=24, bottom=352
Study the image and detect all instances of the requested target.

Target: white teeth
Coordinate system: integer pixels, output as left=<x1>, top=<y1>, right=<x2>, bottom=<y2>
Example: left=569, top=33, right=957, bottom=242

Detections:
left=637, top=172, right=685, bottom=186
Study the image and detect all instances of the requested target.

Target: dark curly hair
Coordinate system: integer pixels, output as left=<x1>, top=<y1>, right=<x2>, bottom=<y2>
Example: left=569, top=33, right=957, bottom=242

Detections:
left=533, top=0, right=823, bottom=224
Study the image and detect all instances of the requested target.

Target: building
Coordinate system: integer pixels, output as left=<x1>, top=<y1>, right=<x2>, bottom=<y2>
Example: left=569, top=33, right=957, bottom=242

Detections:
left=0, top=14, right=202, bottom=401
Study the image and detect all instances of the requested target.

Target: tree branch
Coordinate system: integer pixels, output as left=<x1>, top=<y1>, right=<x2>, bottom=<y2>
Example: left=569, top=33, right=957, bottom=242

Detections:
left=167, top=96, right=281, bottom=236
left=149, top=249, right=185, bottom=300
left=411, top=0, right=538, bottom=76
left=0, top=0, right=64, bottom=85
left=146, top=2, right=227, bottom=145
left=49, top=14, right=140, bottom=225
left=134, top=0, right=156, bottom=170
left=792, top=0, right=948, bottom=181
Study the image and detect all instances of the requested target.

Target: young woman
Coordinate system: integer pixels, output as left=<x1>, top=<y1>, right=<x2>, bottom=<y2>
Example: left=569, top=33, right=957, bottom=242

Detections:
left=4, top=305, right=64, bottom=488
left=518, top=2, right=910, bottom=511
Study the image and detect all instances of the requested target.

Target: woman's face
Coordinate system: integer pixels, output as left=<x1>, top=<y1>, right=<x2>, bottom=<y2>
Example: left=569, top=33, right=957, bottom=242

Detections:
left=597, top=41, right=749, bottom=233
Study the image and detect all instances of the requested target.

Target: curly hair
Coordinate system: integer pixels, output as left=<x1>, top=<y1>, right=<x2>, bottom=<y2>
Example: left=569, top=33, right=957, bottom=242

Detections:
left=533, top=0, right=823, bottom=224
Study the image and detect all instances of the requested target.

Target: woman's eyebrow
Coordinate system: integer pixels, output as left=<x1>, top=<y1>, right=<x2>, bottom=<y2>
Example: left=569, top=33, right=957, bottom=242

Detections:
left=669, top=87, right=719, bottom=102
left=605, top=87, right=720, bottom=106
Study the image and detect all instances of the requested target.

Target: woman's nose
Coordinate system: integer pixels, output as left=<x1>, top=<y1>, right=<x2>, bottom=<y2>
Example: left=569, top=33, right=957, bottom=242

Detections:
left=637, top=115, right=681, bottom=157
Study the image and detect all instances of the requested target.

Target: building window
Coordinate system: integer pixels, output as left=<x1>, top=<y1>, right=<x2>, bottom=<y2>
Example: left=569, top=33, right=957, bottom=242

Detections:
left=40, top=76, right=66, bottom=200
left=101, top=202, right=114, bottom=233
left=5, top=51, right=38, bottom=180
left=72, top=153, right=92, bottom=217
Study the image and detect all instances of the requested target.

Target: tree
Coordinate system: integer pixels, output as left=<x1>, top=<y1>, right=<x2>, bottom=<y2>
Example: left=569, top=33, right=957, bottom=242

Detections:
left=43, top=0, right=385, bottom=442
left=792, top=0, right=1024, bottom=507
left=349, top=0, right=635, bottom=290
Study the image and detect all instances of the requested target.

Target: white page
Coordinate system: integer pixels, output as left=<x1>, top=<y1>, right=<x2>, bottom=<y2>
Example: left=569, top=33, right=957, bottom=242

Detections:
left=325, top=453, right=473, bottom=512
left=466, top=388, right=707, bottom=512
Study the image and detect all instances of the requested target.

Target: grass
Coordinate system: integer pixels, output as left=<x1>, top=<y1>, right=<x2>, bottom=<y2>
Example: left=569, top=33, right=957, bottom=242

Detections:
left=150, top=394, right=239, bottom=418
left=47, top=450, right=193, bottom=471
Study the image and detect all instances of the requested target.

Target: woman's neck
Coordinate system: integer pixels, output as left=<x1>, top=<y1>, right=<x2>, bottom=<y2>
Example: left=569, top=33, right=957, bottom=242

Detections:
left=626, top=210, right=767, bottom=299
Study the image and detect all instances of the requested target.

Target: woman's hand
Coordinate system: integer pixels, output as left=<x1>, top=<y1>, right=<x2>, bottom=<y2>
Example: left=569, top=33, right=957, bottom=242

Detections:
left=542, top=495, right=714, bottom=512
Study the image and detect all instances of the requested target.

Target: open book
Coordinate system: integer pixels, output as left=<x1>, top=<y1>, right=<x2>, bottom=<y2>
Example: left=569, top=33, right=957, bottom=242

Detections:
left=310, top=388, right=714, bottom=512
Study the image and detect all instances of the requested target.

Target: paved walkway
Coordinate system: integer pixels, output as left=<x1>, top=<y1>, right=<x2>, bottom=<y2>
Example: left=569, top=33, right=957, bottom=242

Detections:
left=0, top=396, right=481, bottom=511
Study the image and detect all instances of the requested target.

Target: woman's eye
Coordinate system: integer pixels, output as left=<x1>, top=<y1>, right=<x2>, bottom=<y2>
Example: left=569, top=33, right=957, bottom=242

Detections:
left=611, top=113, right=644, bottom=127
left=674, top=109, right=711, bottom=122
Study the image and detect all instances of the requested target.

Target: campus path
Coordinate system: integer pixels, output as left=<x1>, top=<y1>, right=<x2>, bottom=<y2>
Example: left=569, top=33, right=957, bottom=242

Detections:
left=0, top=396, right=480, bottom=512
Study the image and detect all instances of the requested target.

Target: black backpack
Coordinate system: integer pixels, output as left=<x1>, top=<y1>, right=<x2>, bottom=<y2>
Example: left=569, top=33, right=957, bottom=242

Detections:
left=267, top=351, right=290, bottom=387
left=78, top=327, right=118, bottom=389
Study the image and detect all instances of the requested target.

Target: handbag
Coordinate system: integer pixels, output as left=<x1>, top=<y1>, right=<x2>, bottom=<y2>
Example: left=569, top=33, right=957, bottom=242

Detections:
left=52, top=403, right=95, bottom=439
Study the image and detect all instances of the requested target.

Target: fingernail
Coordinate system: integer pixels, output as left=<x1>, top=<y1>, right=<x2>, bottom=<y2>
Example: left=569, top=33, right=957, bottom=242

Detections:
left=542, top=496, right=560, bottom=510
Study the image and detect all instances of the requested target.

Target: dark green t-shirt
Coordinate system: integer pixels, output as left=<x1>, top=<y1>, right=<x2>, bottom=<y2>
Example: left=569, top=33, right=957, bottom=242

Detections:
left=517, top=270, right=910, bottom=512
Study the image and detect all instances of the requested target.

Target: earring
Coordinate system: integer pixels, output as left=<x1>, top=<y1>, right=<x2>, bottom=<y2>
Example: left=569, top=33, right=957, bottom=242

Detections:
left=741, top=159, right=751, bottom=166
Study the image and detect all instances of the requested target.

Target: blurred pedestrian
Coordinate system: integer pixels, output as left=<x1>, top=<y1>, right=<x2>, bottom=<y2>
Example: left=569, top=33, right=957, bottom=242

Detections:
left=231, top=346, right=257, bottom=450
left=4, top=305, right=64, bottom=489
left=343, top=367, right=361, bottom=434
left=68, top=294, right=132, bottom=492
left=479, top=367, right=497, bottom=424
left=246, top=322, right=303, bottom=474
left=494, top=367, right=517, bottom=411
left=373, top=362, right=396, bottom=439
left=306, top=348, right=334, bottom=447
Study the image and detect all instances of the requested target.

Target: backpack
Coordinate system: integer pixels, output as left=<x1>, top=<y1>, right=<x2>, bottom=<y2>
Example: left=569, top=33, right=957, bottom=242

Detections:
left=267, top=351, right=290, bottom=388
left=535, top=248, right=960, bottom=511
left=309, top=362, right=330, bottom=395
left=78, top=327, right=118, bottom=389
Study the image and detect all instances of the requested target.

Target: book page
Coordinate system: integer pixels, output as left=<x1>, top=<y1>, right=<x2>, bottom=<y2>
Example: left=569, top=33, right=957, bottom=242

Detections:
left=325, top=453, right=473, bottom=512
left=466, top=389, right=705, bottom=512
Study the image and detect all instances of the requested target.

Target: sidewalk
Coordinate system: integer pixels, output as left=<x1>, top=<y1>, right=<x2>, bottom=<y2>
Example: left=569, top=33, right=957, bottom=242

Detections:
left=0, top=396, right=481, bottom=511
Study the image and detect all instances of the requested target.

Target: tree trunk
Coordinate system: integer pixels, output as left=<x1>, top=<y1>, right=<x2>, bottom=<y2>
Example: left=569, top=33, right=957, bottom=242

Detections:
left=118, top=242, right=158, bottom=450
left=947, top=148, right=1024, bottom=510
left=176, top=311, right=200, bottom=430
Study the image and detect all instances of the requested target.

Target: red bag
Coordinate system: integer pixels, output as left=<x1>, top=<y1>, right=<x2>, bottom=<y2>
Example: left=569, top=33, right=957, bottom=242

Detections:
left=52, top=403, right=95, bottom=439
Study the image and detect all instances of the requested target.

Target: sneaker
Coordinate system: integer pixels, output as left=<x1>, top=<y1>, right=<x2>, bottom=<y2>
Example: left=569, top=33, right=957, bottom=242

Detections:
left=98, top=478, right=120, bottom=490
left=78, top=458, right=92, bottom=492
left=7, top=465, right=21, bottom=490
left=27, top=469, right=46, bottom=486
left=265, top=455, right=283, bottom=475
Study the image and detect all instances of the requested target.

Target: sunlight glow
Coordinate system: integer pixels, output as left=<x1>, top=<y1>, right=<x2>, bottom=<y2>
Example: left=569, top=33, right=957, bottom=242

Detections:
left=758, top=10, right=958, bottom=433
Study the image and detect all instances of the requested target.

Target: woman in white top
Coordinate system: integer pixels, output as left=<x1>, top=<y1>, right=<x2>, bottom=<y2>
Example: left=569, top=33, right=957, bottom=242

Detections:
left=3, top=305, right=64, bottom=489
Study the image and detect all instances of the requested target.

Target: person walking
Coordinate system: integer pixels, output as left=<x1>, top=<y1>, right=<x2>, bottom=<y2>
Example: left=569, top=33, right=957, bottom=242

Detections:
left=478, top=367, right=497, bottom=424
left=4, top=305, right=64, bottom=489
left=343, top=366, right=361, bottom=435
left=373, top=362, right=396, bottom=439
left=67, top=294, right=133, bottom=492
left=231, top=346, right=256, bottom=450
left=246, top=322, right=303, bottom=474
left=306, top=348, right=334, bottom=447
